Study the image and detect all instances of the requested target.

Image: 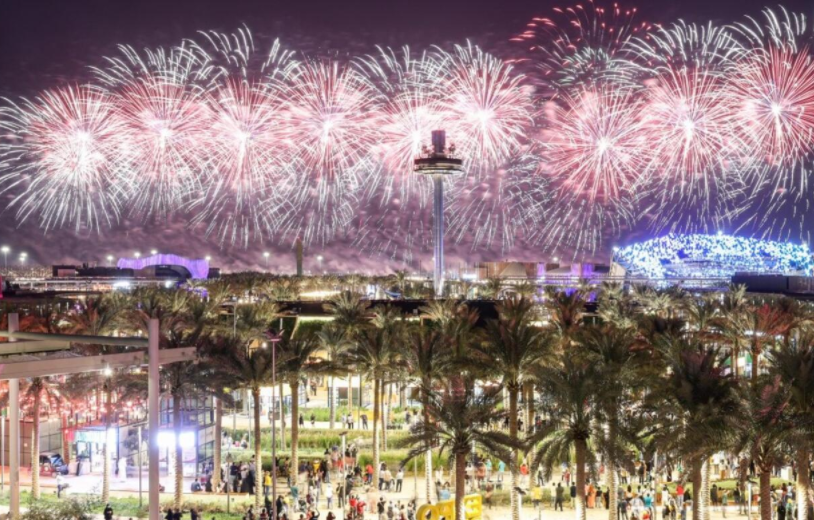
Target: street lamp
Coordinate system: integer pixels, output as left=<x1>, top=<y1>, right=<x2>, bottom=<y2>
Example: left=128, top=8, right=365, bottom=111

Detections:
left=150, top=249, right=158, bottom=256
left=263, top=252, right=270, bottom=270
left=205, top=255, right=212, bottom=262
left=264, top=327, right=285, bottom=519
left=1, top=246, right=9, bottom=270
left=316, top=255, right=323, bottom=272
left=18, top=253, right=27, bottom=266
left=134, top=251, right=141, bottom=259
left=106, top=255, right=114, bottom=267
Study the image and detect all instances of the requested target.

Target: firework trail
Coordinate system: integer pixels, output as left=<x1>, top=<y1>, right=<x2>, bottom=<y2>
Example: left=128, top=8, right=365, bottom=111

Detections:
left=514, top=1, right=650, bottom=89
left=448, top=148, right=551, bottom=251
left=276, top=59, right=382, bottom=245
left=188, top=78, right=292, bottom=247
left=0, top=85, right=127, bottom=231
left=185, top=29, right=300, bottom=246
left=3, top=8, right=814, bottom=261
left=437, top=42, right=535, bottom=171
left=542, top=85, right=648, bottom=203
left=357, top=46, right=445, bottom=206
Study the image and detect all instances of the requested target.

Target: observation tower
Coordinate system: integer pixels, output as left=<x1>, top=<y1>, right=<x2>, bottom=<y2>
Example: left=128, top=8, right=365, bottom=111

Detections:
left=414, top=130, right=464, bottom=298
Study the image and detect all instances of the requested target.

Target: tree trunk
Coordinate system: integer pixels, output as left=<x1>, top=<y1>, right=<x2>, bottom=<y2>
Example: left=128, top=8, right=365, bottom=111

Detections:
left=329, top=375, right=336, bottom=430
left=701, top=458, right=711, bottom=520
left=173, top=393, right=183, bottom=509
left=732, top=343, right=740, bottom=379
left=31, top=388, right=41, bottom=500
left=608, top=459, right=618, bottom=520
left=608, top=417, right=619, bottom=520
left=525, top=382, right=534, bottom=433
left=509, top=384, right=520, bottom=520
left=400, top=384, right=406, bottom=409
left=455, top=451, right=467, bottom=520
left=61, top=414, right=70, bottom=466
left=348, top=372, right=353, bottom=431
left=102, top=384, right=112, bottom=503
left=290, top=380, right=299, bottom=488
left=423, top=381, right=433, bottom=504
left=373, top=377, right=381, bottom=490
left=358, top=374, right=364, bottom=430
left=692, top=459, right=702, bottom=520
left=253, top=387, right=263, bottom=510
left=760, top=469, right=771, bottom=520
left=798, top=447, right=810, bottom=520
left=279, top=382, right=286, bottom=451
left=383, top=382, right=389, bottom=451
left=212, top=397, right=222, bottom=492
left=576, top=438, right=588, bottom=520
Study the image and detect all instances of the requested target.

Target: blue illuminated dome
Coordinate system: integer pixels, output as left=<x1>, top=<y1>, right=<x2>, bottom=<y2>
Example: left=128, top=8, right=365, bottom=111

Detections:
left=614, top=233, right=814, bottom=280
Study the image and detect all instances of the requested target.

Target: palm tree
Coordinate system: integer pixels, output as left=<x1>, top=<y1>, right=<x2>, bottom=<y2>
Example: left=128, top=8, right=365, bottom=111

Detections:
left=325, top=292, right=370, bottom=425
left=476, top=296, right=548, bottom=520
left=276, top=332, right=328, bottom=488
left=481, top=277, right=504, bottom=299
left=711, top=285, right=749, bottom=378
left=160, top=325, right=209, bottom=509
left=544, top=288, right=585, bottom=346
left=204, top=334, right=275, bottom=510
left=63, top=295, right=124, bottom=503
left=651, top=338, right=742, bottom=520
left=404, top=381, right=517, bottom=520
left=21, top=378, right=61, bottom=499
left=530, top=354, right=598, bottom=520
left=317, top=324, right=352, bottom=429
left=347, top=325, right=399, bottom=490
left=576, top=325, right=640, bottom=520
left=732, top=380, right=788, bottom=520
left=767, top=330, right=814, bottom=520
left=405, top=325, right=446, bottom=503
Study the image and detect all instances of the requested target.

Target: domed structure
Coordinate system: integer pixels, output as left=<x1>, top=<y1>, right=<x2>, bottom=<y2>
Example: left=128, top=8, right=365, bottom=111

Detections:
left=614, top=233, right=814, bottom=280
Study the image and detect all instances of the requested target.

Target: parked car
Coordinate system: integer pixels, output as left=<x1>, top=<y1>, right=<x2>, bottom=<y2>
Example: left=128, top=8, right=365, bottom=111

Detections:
left=39, top=452, right=69, bottom=476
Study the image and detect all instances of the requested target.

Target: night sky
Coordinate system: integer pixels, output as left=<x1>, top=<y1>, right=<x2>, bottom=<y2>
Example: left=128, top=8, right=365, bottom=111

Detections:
left=1, top=0, right=812, bottom=273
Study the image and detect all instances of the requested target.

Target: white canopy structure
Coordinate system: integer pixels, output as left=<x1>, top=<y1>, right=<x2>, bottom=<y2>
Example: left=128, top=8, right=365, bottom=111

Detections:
left=0, top=314, right=195, bottom=520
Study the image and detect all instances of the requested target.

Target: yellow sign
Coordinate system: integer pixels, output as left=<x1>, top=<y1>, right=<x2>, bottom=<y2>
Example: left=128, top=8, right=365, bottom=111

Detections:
left=416, top=494, right=482, bottom=520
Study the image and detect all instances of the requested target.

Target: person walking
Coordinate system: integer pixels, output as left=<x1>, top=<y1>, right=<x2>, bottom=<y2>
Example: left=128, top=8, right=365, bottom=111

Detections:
left=570, top=482, right=577, bottom=509
left=104, top=504, right=114, bottom=520
left=362, top=414, right=369, bottom=430
left=555, top=483, right=565, bottom=511
left=396, top=468, right=404, bottom=492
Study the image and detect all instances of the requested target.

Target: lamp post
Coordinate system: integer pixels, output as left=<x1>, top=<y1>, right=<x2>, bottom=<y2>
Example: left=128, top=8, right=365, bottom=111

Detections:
left=264, top=252, right=270, bottom=270
left=150, top=249, right=158, bottom=256
left=106, top=255, right=114, bottom=267
left=1, top=246, right=9, bottom=271
left=414, top=130, right=464, bottom=299
left=18, top=253, right=26, bottom=267
left=265, top=328, right=284, bottom=519
left=134, top=251, right=141, bottom=259
left=316, top=255, right=323, bottom=273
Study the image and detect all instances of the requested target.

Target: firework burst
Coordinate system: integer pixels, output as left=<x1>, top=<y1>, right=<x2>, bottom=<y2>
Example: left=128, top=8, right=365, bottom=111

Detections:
left=543, top=85, right=648, bottom=203
left=436, top=42, right=534, bottom=171
left=0, top=85, right=126, bottom=231
left=515, top=1, right=650, bottom=89
left=277, top=59, right=382, bottom=244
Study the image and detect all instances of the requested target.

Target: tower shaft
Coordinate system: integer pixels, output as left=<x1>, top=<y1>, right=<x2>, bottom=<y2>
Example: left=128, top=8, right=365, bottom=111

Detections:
left=433, top=175, right=445, bottom=299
